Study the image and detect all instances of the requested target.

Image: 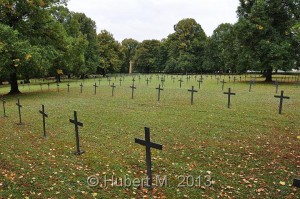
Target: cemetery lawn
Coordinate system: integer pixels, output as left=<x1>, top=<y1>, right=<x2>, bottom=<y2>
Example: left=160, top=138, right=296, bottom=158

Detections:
left=0, top=75, right=299, bottom=198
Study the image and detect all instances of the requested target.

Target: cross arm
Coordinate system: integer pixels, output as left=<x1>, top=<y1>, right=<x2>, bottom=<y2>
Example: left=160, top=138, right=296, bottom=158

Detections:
left=69, top=119, right=83, bottom=127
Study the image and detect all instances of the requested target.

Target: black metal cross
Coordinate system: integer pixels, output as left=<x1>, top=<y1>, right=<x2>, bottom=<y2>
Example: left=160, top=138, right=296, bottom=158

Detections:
left=98, top=78, right=102, bottom=86
left=70, top=111, right=84, bottom=155
left=67, top=82, right=70, bottom=92
left=274, top=90, right=290, bottom=114
left=57, top=83, right=60, bottom=92
left=223, top=88, right=236, bottom=108
left=146, top=78, right=149, bottom=86
left=188, top=86, right=198, bottom=105
left=119, top=78, right=122, bottom=86
left=178, top=79, right=183, bottom=88
left=197, top=79, right=203, bottom=89
left=80, top=83, right=83, bottom=93
left=108, top=78, right=111, bottom=85
left=156, top=84, right=163, bottom=101
left=216, top=77, right=220, bottom=85
left=135, top=127, right=163, bottom=188
left=92, top=83, right=98, bottom=95
left=220, top=79, right=227, bottom=90
left=249, top=80, right=254, bottom=92
left=1, top=96, right=7, bottom=117
left=161, top=78, right=165, bottom=87
left=111, top=83, right=116, bottom=97
left=293, top=178, right=300, bottom=188
left=234, top=77, right=237, bottom=85
left=39, top=104, right=48, bottom=138
left=130, top=84, right=136, bottom=99
left=132, top=78, right=136, bottom=85
left=16, top=98, right=22, bottom=124
left=228, top=76, right=231, bottom=82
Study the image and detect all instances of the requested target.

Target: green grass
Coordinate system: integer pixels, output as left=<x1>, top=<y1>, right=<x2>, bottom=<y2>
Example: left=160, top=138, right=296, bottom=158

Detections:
left=0, top=74, right=299, bottom=198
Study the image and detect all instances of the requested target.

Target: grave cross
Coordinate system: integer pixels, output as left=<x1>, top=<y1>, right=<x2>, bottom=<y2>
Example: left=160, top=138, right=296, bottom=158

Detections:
left=234, top=77, right=237, bottom=85
left=228, top=76, right=231, bottom=82
left=1, top=96, right=7, bottom=117
left=216, top=77, right=220, bottom=85
left=146, top=78, right=149, bottom=86
left=80, top=83, right=83, bottom=93
left=220, top=79, right=227, bottom=90
left=274, top=90, right=290, bottom=114
left=132, top=78, right=136, bottom=85
left=197, top=79, right=203, bottom=89
left=293, top=178, right=300, bottom=188
left=130, top=84, right=136, bottom=99
left=16, top=98, right=22, bottom=125
left=239, top=76, right=242, bottom=82
left=119, top=78, right=122, bottom=86
left=274, top=81, right=279, bottom=93
left=156, top=84, right=163, bottom=101
left=47, top=82, right=50, bottom=91
left=108, top=78, right=111, bottom=85
left=178, top=79, right=183, bottom=88
left=172, top=77, right=176, bottom=83
left=57, top=83, right=60, bottom=92
left=188, top=86, right=198, bottom=105
left=93, top=83, right=98, bottom=95
left=39, top=104, right=48, bottom=138
left=67, top=82, right=70, bottom=92
left=249, top=80, right=254, bottom=92
left=98, top=78, right=102, bottom=86
left=135, top=127, right=163, bottom=188
left=223, top=88, right=236, bottom=108
left=161, top=78, right=165, bottom=87
left=69, top=111, right=84, bottom=155
left=111, top=83, right=116, bottom=97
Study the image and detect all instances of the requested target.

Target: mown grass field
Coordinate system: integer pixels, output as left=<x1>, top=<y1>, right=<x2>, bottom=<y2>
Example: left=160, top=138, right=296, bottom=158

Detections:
left=0, top=74, right=299, bottom=198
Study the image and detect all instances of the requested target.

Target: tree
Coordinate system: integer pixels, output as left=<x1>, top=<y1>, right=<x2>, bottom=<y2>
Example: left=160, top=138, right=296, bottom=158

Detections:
left=120, top=38, right=139, bottom=73
left=203, top=23, right=239, bottom=73
left=133, top=40, right=162, bottom=73
left=97, top=30, right=123, bottom=75
left=0, top=0, right=69, bottom=94
left=235, top=0, right=300, bottom=81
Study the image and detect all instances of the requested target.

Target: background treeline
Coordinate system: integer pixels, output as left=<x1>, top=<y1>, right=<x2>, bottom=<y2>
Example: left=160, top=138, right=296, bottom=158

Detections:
left=0, top=0, right=299, bottom=94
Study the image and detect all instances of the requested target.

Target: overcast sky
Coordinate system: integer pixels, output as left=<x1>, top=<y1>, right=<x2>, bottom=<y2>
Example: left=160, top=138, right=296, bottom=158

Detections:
left=67, top=0, right=240, bottom=42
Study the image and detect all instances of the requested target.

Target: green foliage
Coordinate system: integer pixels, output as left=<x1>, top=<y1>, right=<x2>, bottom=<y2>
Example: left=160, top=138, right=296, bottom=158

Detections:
left=235, top=0, right=300, bottom=80
left=164, top=18, right=207, bottom=73
left=97, top=30, right=123, bottom=74
left=120, top=38, right=139, bottom=73
left=133, top=39, right=162, bottom=73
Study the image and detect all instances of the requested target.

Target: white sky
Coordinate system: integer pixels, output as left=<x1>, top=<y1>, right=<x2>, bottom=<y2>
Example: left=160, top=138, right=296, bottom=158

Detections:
left=67, top=0, right=240, bottom=42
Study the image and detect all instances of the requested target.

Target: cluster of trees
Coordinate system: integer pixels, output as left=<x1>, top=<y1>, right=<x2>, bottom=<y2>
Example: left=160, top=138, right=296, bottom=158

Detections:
left=1, top=0, right=299, bottom=94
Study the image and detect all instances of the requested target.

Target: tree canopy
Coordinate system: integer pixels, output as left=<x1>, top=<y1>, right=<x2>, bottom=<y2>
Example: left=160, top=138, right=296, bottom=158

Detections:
left=1, top=0, right=299, bottom=94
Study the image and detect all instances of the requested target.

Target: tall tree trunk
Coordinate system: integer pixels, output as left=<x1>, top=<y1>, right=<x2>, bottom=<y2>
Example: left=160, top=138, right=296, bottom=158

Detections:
left=8, top=70, right=21, bottom=94
left=264, top=68, right=273, bottom=82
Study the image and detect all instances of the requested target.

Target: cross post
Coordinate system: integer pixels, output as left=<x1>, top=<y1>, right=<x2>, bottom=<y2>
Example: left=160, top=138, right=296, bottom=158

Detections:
left=1, top=96, right=7, bottom=117
left=135, top=127, right=163, bottom=188
left=69, top=111, right=84, bottom=155
left=274, top=90, right=290, bottom=114
left=221, top=79, right=227, bottom=90
left=39, top=104, right=48, bottom=138
left=156, top=84, right=163, bottom=101
left=178, top=79, right=183, bottom=88
left=16, top=98, right=22, bottom=124
left=223, top=88, right=236, bottom=108
left=111, top=83, right=116, bottom=97
left=80, top=83, right=83, bottom=93
left=130, top=84, right=136, bottom=99
left=188, top=86, right=198, bottom=105
left=93, top=83, right=98, bottom=95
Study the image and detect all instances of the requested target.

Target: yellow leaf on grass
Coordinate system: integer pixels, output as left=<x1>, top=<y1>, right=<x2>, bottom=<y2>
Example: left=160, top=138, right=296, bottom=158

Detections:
left=279, top=181, right=286, bottom=186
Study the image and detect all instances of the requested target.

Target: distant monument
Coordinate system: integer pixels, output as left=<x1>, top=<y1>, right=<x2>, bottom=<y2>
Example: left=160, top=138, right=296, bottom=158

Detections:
left=129, top=60, right=133, bottom=74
